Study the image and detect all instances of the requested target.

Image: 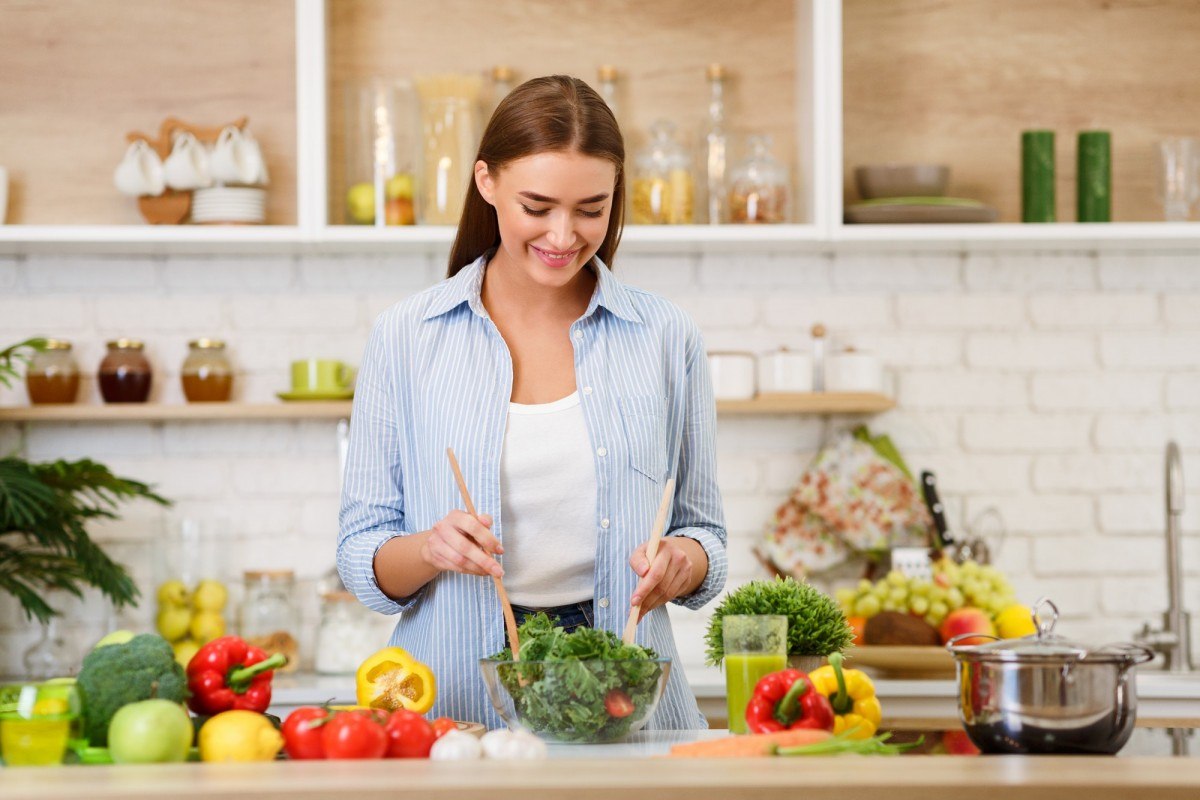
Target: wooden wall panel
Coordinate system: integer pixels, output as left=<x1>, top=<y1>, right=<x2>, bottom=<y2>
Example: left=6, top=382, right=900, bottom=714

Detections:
left=327, top=0, right=800, bottom=224
left=843, top=0, right=1200, bottom=222
left=0, top=0, right=296, bottom=225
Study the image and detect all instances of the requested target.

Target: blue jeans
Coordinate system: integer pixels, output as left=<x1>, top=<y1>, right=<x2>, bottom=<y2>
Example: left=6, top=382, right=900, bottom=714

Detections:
left=510, top=601, right=594, bottom=634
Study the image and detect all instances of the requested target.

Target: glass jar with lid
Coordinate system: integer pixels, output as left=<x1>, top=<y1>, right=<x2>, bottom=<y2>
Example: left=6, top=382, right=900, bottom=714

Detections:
left=181, top=339, right=233, bottom=402
left=239, top=570, right=299, bottom=673
left=631, top=120, right=695, bottom=225
left=728, top=134, right=791, bottom=224
left=25, top=339, right=80, bottom=405
left=98, top=339, right=152, bottom=403
left=315, top=591, right=381, bottom=675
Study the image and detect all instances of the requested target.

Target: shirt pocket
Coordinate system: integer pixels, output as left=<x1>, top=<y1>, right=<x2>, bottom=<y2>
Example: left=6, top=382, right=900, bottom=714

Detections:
left=618, top=394, right=667, bottom=482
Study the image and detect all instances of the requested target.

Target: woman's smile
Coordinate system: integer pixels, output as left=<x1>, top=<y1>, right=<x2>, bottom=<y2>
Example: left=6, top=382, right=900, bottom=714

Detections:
left=530, top=244, right=582, bottom=268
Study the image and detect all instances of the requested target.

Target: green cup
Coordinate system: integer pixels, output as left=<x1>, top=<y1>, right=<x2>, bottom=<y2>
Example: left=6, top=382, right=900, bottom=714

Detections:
left=290, top=359, right=354, bottom=394
left=0, top=682, right=80, bottom=766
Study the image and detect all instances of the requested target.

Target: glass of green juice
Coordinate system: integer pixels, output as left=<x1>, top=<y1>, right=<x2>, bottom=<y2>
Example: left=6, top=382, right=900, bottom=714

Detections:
left=723, top=614, right=788, bottom=734
left=0, top=681, right=80, bottom=766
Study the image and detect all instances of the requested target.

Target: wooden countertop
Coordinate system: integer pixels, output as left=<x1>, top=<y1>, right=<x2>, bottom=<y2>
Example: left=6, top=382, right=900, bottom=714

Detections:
left=5, top=755, right=1200, bottom=800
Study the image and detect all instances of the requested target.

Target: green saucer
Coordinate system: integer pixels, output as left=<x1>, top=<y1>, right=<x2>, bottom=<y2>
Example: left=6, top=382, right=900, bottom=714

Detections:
left=276, top=389, right=354, bottom=401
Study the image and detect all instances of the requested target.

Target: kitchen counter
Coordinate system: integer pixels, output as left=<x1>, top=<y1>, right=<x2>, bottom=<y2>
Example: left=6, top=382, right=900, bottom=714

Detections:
left=5, top=736, right=1200, bottom=800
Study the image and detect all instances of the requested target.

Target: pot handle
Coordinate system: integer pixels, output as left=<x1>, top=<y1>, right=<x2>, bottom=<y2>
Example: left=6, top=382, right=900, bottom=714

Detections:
left=945, top=632, right=1000, bottom=653
left=1092, top=642, right=1156, bottom=667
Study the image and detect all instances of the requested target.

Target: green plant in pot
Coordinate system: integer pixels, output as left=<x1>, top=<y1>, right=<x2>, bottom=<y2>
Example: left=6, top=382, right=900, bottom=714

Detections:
left=705, top=576, right=853, bottom=671
left=0, top=338, right=169, bottom=624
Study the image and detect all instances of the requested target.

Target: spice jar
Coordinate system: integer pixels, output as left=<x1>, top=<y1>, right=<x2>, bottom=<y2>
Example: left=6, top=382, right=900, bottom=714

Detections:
left=315, top=591, right=380, bottom=675
left=728, top=134, right=790, bottom=224
left=240, top=570, right=299, bottom=673
left=98, top=339, right=152, bottom=403
left=632, top=120, right=695, bottom=224
left=181, top=339, right=233, bottom=402
left=25, top=339, right=80, bottom=405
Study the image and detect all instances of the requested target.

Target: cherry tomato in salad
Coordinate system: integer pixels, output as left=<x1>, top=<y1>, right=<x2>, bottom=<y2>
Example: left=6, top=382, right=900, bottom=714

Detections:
left=604, top=689, right=634, bottom=719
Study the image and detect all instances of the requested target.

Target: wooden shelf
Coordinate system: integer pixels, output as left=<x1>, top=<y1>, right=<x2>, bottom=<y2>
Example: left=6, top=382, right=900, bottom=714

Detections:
left=0, top=393, right=894, bottom=423
left=0, top=402, right=353, bottom=423
left=717, top=392, right=895, bottom=415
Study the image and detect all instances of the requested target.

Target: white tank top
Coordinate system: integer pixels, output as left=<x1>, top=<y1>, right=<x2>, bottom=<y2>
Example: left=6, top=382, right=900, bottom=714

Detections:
left=499, top=391, right=598, bottom=607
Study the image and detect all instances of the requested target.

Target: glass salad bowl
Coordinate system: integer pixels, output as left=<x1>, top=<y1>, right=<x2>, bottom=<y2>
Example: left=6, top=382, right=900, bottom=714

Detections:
left=479, top=657, right=671, bottom=744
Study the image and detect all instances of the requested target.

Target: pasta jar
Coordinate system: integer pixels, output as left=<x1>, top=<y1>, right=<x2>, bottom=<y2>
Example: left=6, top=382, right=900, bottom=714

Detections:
left=181, top=339, right=233, bottom=402
left=239, top=570, right=300, bottom=673
left=632, top=120, right=695, bottom=224
left=728, top=134, right=790, bottom=224
left=98, top=339, right=152, bottom=403
left=25, top=339, right=81, bottom=405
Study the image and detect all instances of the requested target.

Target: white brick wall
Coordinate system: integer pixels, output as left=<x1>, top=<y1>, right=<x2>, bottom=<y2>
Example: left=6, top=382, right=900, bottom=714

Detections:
left=2, top=247, right=1199, bottom=680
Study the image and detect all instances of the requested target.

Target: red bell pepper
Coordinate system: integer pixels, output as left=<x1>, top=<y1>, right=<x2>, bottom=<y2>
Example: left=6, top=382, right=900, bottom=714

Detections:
left=744, top=669, right=835, bottom=734
left=186, top=635, right=288, bottom=715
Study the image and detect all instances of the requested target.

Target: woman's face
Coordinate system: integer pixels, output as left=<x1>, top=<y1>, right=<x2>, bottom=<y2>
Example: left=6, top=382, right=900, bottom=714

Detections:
left=475, top=150, right=616, bottom=288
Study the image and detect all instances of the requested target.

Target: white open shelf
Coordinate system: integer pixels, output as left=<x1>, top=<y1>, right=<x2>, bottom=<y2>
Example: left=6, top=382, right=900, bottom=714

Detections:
left=4, top=1, right=1197, bottom=257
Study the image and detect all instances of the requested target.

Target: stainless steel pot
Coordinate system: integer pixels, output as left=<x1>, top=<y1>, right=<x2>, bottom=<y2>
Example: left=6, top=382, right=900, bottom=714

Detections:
left=946, top=598, right=1154, bottom=755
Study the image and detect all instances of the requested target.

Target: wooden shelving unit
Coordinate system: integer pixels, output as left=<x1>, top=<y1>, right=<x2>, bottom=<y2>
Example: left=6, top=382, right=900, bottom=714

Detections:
left=0, top=393, right=893, bottom=423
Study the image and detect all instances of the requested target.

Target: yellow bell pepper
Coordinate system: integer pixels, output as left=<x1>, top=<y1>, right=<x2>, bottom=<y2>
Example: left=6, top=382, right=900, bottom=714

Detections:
left=355, top=646, right=436, bottom=714
left=808, top=652, right=882, bottom=740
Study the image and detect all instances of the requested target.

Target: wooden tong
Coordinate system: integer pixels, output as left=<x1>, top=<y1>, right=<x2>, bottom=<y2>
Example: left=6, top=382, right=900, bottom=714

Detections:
left=446, top=447, right=521, bottom=661
left=622, top=478, right=676, bottom=645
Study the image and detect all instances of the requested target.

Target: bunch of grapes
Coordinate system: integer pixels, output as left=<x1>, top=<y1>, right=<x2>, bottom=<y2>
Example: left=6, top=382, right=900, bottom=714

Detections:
left=835, top=558, right=1016, bottom=630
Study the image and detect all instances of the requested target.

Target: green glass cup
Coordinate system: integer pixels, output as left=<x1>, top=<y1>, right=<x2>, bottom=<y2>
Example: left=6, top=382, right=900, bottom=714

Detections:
left=0, top=681, right=81, bottom=766
left=722, top=615, right=788, bottom=734
left=290, top=359, right=354, bottom=394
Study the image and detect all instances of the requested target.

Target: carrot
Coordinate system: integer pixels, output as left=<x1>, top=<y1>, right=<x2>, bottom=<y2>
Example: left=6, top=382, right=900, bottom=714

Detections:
left=667, top=729, right=832, bottom=758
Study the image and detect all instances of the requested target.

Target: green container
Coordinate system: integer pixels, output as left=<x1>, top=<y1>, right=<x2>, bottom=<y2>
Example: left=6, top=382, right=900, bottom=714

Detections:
left=1021, top=130, right=1056, bottom=222
left=1077, top=130, right=1112, bottom=222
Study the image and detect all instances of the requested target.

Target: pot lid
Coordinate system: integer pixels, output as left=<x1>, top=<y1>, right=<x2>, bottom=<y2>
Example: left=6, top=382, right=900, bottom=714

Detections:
left=947, top=597, right=1154, bottom=665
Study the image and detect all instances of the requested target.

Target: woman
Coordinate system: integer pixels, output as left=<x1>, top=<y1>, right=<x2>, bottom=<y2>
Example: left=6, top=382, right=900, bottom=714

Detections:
left=338, top=75, right=727, bottom=730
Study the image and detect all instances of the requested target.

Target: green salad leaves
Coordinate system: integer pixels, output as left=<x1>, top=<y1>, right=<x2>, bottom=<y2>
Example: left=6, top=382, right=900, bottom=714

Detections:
left=489, top=612, right=664, bottom=743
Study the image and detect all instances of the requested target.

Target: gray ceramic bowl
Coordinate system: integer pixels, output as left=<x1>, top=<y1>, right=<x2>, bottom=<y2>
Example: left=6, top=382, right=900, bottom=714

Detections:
left=854, top=164, right=950, bottom=200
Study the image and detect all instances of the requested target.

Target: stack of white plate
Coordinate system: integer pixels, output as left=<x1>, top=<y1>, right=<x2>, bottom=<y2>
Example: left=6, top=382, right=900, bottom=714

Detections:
left=191, top=187, right=266, bottom=224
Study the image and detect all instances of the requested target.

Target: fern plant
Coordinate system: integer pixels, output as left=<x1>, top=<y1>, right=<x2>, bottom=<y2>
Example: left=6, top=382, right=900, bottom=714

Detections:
left=0, top=338, right=169, bottom=623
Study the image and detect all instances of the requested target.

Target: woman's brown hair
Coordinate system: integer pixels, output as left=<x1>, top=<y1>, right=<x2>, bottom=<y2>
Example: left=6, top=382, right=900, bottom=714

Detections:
left=446, top=75, right=625, bottom=277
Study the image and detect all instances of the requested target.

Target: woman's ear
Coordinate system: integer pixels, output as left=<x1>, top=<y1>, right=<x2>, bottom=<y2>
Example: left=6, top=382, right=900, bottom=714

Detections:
left=475, top=160, right=496, bottom=206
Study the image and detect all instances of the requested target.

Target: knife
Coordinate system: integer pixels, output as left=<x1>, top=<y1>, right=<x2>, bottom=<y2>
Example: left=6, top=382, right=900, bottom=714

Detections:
left=920, top=470, right=954, bottom=551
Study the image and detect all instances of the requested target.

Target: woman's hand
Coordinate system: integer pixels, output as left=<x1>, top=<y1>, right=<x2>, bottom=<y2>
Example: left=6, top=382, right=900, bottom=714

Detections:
left=628, top=536, right=708, bottom=619
left=420, top=511, right=505, bottom=578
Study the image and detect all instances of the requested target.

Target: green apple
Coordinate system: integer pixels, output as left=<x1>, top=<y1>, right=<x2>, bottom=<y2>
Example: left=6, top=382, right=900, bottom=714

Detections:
left=108, top=699, right=194, bottom=764
left=346, top=182, right=376, bottom=224
left=93, top=629, right=136, bottom=649
left=385, top=173, right=414, bottom=201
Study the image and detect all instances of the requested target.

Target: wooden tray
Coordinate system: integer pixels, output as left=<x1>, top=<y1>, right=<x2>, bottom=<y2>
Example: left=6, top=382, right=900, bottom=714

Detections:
left=844, top=645, right=956, bottom=678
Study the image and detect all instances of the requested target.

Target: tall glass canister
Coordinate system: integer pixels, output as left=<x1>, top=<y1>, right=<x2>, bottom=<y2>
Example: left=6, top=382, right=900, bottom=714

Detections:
left=703, top=63, right=729, bottom=224
left=415, top=73, right=483, bottom=225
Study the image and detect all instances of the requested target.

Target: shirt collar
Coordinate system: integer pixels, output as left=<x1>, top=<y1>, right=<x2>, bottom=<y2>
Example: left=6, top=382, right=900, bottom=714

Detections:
left=421, top=250, right=643, bottom=324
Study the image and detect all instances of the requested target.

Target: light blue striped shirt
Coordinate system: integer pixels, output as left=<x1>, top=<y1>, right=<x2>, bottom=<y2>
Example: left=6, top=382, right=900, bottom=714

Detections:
left=337, top=252, right=728, bottom=730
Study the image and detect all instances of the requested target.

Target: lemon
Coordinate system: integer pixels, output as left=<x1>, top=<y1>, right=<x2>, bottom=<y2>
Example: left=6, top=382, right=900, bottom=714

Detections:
left=157, top=580, right=190, bottom=608
left=192, top=580, right=228, bottom=613
left=173, top=638, right=202, bottom=668
left=156, top=606, right=193, bottom=642
left=189, top=611, right=226, bottom=644
left=198, top=710, right=283, bottom=762
left=995, top=604, right=1037, bottom=639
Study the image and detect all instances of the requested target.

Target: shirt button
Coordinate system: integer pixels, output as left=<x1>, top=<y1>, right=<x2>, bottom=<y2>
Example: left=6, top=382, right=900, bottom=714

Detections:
left=601, top=518, right=610, bottom=529
left=596, top=446, right=608, bottom=457
left=574, top=329, right=584, bottom=340
left=599, top=597, right=610, bottom=608
left=583, top=386, right=593, bottom=395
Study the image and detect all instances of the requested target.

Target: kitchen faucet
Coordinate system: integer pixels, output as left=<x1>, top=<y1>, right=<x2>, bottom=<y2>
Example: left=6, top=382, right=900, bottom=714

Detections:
left=1135, top=441, right=1194, bottom=672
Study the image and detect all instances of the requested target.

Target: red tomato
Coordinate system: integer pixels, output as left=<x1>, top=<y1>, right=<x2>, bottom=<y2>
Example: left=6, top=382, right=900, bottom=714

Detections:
left=430, top=717, right=458, bottom=740
left=385, top=709, right=437, bottom=759
left=321, top=710, right=388, bottom=759
left=282, top=707, right=330, bottom=760
left=604, top=689, right=634, bottom=719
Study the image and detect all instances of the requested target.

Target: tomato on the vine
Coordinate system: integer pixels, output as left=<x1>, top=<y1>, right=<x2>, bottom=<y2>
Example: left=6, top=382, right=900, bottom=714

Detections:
left=385, top=709, right=437, bottom=758
left=321, top=710, right=388, bottom=759
left=282, top=706, right=330, bottom=760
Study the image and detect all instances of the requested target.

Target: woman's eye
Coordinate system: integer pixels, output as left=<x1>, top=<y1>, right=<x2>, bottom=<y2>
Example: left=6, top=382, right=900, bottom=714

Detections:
left=520, top=205, right=549, bottom=217
left=579, top=208, right=604, bottom=218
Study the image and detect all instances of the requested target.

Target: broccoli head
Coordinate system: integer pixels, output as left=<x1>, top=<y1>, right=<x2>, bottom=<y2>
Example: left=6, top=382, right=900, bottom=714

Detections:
left=77, top=633, right=188, bottom=745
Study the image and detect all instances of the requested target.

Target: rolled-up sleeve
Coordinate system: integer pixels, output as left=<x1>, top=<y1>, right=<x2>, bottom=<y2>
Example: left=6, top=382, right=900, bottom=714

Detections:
left=337, top=315, right=422, bottom=615
left=668, top=320, right=728, bottom=610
